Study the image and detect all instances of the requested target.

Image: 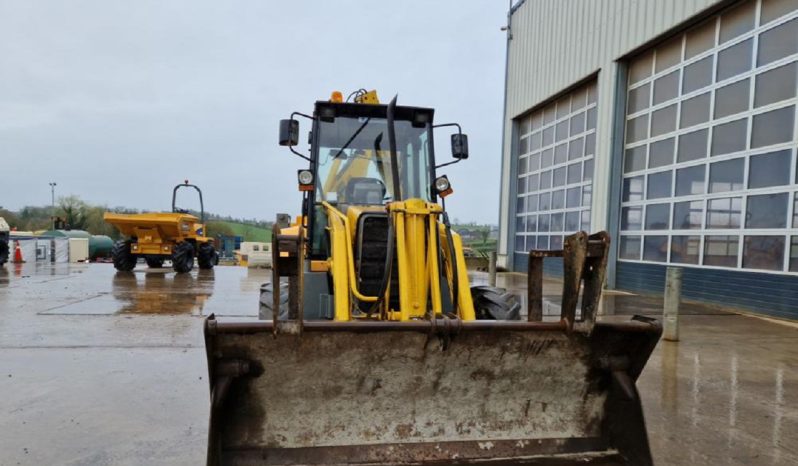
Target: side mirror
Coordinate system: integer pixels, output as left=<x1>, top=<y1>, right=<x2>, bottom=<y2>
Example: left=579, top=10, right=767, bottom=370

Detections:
left=451, top=133, right=469, bottom=160
left=279, top=119, right=299, bottom=146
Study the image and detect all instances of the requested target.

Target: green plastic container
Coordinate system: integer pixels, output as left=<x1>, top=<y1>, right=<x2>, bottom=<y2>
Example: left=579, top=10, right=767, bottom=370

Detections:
left=42, top=230, right=114, bottom=260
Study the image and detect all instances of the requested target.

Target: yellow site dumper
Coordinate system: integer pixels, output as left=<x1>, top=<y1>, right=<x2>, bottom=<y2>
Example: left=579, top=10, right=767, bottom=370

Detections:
left=104, top=182, right=218, bottom=273
left=204, top=90, right=661, bottom=465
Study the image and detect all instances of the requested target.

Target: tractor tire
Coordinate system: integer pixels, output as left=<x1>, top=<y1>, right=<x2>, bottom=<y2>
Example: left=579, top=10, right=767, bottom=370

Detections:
left=259, top=281, right=289, bottom=320
left=0, top=239, right=9, bottom=266
left=471, top=285, right=521, bottom=320
left=198, top=243, right=218, bottom=270
left=111, top=240, right=137, bottom=272
left=145, top=256, right=164, bottom=268
left=172, top=242, right=195, bottom=273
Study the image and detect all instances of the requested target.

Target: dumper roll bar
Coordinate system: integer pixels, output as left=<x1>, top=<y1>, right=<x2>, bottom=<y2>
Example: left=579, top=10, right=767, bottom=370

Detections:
left=172, top=181, right=205, bottom=223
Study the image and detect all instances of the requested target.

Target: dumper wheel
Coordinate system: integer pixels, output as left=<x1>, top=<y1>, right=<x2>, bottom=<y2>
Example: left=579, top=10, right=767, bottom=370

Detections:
left=0, top=240, right=8, bottom=266
left=471, top=285, right=521, bottom=320
left=198, top=243, right=217, bottom=270
left=145, top=256, right=164, bottom=268
left=172, top=242, right=194, bottom=273
left=111, top=240, right=137, bottom=271
left=259, top=281, right=289, bottom=320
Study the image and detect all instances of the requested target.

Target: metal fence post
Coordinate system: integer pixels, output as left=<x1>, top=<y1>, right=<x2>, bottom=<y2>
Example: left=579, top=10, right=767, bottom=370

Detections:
left=527, top=253, right=544, bottom=322
left=488, top=251, right=497, bottom=287
left=663, top=267, right=682, bottom=342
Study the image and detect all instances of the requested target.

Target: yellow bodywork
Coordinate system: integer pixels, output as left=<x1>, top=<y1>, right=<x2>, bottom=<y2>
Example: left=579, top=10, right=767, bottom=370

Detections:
left=103, top=212, right=212, bottom=256
left=318, top=199, right=475, bottom=322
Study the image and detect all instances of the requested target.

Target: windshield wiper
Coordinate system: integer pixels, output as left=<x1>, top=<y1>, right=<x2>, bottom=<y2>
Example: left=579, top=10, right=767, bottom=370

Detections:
left=332, top=118, right=370, bottom=159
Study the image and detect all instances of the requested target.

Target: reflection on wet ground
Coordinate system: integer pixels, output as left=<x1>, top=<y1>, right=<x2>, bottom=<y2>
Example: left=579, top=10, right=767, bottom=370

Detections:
left=471, top=270, right=797, bottom=464
left=643, top=317, right=798, bottom=465
left=1, top=263, right=797, bottom=465
left=111, top=270, right=214, bottom=315
left=2, top=262, right=267, bottom=318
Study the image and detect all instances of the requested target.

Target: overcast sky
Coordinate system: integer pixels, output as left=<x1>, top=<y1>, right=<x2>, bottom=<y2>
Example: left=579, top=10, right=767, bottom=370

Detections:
left=0, top=1, right=508, bottom=224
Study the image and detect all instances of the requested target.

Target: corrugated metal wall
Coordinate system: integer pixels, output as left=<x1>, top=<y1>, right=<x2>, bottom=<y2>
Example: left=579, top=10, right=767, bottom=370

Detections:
left=498, top=0, right=726, bottom=266
left=505, top=0, right=724, bottom=116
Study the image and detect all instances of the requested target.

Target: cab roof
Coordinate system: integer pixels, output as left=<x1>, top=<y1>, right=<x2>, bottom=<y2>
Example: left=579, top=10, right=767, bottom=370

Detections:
left=313, top=101, right=435, bottom=126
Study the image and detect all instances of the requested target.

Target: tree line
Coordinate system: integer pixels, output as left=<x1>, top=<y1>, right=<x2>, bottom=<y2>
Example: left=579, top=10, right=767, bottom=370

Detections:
left=1, top=196, right=492, bottom=242
left=0, top=196, right=271, bottom=240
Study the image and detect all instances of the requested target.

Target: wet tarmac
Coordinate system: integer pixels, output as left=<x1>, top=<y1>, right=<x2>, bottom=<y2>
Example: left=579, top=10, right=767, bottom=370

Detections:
left=1, top=262, right=796, bottom=465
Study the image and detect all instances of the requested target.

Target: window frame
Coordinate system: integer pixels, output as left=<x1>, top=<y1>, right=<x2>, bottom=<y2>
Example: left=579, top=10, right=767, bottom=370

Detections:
left=513, top=80, right=598, bottom=253
left=619, top=0, right=798, bottom=275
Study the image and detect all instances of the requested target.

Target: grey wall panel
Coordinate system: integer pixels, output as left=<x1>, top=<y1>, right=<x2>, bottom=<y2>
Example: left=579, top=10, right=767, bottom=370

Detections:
left=512, top=253, right=565, bottom=280
left=616, top=261, right=798, bottom=320
left=506, top=0, right=725, bottom=120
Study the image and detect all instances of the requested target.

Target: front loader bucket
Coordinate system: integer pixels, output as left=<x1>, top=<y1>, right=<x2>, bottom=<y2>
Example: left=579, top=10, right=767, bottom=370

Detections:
left=204, top=316, right=661, bottom=465
left=204, top=231, right=661, bottom=465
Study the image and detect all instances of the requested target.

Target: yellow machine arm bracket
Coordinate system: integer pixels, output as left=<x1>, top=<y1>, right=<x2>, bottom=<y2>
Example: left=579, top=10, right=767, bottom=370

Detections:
left=388, top=199, right=447, bottom=321
left=426, top=212, right=443, bottom=316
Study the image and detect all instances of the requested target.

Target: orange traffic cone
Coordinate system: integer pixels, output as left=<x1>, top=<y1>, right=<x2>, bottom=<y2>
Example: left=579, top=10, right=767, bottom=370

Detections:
left=13, top=240, right=24, bottom=263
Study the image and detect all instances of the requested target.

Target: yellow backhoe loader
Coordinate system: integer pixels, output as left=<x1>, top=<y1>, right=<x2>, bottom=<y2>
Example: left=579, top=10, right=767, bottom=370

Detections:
left=203, top=90, right=661, bottom=465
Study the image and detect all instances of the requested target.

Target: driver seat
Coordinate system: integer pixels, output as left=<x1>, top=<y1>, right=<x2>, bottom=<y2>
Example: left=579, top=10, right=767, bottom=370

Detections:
left=344, top=177, right=386, bottom=205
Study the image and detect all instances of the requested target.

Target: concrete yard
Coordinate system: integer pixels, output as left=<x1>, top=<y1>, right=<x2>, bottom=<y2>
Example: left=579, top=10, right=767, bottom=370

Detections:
left=1, top=263, right=796, bottom=465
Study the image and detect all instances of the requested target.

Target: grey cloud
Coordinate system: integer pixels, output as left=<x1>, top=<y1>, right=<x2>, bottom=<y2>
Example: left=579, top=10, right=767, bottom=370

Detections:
left=0, top=0, right=506, bottom=224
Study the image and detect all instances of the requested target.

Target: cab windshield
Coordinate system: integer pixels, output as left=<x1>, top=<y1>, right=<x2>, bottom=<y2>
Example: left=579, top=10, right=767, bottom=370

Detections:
left=315, top=116, right=433, bottom=205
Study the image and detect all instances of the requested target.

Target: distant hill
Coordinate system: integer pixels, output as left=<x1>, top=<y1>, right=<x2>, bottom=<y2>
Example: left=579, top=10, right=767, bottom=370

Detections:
left=215, top=221, right=272, bottom=243
left=1, top=197, right=274, bottom=243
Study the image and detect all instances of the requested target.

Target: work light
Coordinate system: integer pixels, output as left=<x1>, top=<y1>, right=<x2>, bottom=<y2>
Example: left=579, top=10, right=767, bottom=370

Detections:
left=297, top=170, right=314, bottom=191
left=434, top=175, right=453, bottom=197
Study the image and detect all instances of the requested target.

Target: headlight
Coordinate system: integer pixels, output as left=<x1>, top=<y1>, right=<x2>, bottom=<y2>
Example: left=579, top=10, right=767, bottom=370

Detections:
left=434, top=175, right=452, bottom=196
left=297, top=169, right=314, bottom=186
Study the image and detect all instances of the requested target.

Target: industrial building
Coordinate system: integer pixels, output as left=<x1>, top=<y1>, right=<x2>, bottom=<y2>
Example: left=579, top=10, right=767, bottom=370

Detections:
left=498, top=0, right=798, bottom=317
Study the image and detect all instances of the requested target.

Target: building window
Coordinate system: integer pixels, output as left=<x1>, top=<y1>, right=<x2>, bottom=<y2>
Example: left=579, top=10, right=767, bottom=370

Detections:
left=514, top=80, right=597, bottom=253
left=620, top=0, right=798, bottom=274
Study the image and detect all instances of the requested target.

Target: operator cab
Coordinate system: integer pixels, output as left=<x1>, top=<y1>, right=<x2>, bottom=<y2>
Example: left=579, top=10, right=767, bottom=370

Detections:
left=279, top=91, right=468, bottom=261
